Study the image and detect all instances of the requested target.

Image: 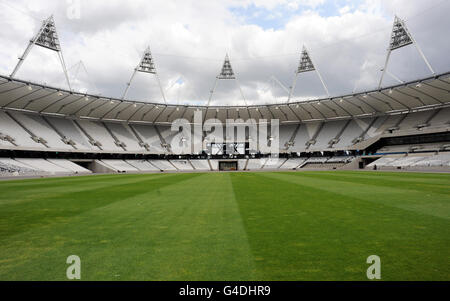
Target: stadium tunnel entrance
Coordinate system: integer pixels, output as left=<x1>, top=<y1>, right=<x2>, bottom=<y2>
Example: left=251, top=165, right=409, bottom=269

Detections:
left=219, top=161, right=238, bottom=171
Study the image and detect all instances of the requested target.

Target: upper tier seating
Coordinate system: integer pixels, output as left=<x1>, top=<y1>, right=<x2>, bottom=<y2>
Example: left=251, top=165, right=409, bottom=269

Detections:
left=310, top=121, right=345, bottom=151
left=46, top=117, right=95, bottom=151
left=365, top=116, right=389, bottom=138
left=191, top=128, right=204, bottom=155
left=279, top=124, right=297, bottom=152
left=105, top=123, right=143, bottom=152
left=371, top=115, right=404, bottom=135
left=0, top=106, right=449, bottom=156
left=290, top=124, right=312, bottom=152
left=428, top=108, right=450, bottom=129
left=77, top=120, right=123, bottom=152
left=0, top=136, right=11, bottom=147
left=158, top=126, right=179, bottom=153
left=131, top=124, right=165, bottom=154
left=333, top=120, right=369, bottom=149
left=0, top=111, right=43, bottom=149
left=398, top=111, right=433, bottom=131
left=10, top=112, right=74, bottom=150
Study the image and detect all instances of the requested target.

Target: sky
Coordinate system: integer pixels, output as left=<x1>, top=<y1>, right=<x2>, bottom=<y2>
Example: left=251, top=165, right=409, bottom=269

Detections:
left=0, top=0, right=449, bottom=106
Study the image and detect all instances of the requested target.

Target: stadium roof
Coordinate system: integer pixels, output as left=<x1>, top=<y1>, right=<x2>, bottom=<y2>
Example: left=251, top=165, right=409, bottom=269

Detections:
left=0, top=72, right=449, bottom=124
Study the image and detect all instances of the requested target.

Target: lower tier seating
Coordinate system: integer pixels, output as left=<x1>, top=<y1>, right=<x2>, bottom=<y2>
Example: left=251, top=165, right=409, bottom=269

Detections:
left=368, top=153, right=450, bottom=169
left=0, top=158, right=90, bottom=176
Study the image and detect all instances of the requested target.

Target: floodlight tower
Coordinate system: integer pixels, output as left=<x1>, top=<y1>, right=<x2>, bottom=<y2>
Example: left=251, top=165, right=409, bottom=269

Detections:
left=10, top=15, right=72, bottom=91
left=122, top=46, right=167, bottom=104
left=288, top=46, right=329, bottom=103
left=378, top=16, right=435, bottom=89
left=207, top=54, right=247, bottom=107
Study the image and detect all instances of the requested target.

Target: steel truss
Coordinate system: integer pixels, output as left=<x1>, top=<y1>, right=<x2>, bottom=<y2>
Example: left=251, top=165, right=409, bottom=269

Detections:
left=379, top=16, right=435, bottom=89
left=208, top=54, right=247, bottom=107
left=288, top=46, right=329, bottom=103
left=122, top=46, right=167, bottom=104
left=11, top=16, right=72, bottom=92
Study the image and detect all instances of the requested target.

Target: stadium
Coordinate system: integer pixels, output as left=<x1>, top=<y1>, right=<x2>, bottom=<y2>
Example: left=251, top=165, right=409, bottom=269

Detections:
left=0, top=1, right=449, bottom=283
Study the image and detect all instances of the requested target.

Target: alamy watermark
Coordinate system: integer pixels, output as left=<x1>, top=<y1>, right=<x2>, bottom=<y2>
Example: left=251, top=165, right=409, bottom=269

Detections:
left=64, top=254, right=381, bottom=280
left=66, top=0, right=81, bottom=20
left=169, top=111, right=281, bottom=168
left=367, top=255, right=381, bottom=280
left=66, top=255, right=81, bottom=280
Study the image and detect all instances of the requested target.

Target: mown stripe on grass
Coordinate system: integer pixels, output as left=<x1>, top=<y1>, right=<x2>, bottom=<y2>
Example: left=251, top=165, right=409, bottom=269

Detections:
left=231, top=172, right=450, bottom=280
left=0, top=173, right=258, bottom=281
left=231, top=172, right=377, bottom=280
left=314, top=170, right=450, bottom=178
left=289, top=171, right=450, bottom=195
left=0, top=174, right=169, bottom=205
left=0, top=173, right=202, bottom=279
left=272, top=172, right=450, bottom=220
left=1, top=172, right=448, bottom=281
left=0, top=173, right=199, bottom=240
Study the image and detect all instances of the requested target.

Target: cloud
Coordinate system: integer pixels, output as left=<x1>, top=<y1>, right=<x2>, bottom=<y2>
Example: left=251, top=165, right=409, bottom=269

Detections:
left=0, top=0, right=448, bottom=106
left=229, top=0, right=326, bottom=10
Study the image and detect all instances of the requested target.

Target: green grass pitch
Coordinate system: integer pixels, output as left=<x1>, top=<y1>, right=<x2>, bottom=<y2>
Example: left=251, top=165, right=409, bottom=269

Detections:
left=0, top=171, right=449, bottom=281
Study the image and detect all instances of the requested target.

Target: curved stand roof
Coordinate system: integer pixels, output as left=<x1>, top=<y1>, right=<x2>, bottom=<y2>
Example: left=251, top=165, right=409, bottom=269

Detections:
left=0, top=72, right=449, bottom=125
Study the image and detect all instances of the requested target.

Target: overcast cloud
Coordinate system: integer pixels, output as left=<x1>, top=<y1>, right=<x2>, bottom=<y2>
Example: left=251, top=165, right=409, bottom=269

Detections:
left=0, top=0, right=449, bottom=106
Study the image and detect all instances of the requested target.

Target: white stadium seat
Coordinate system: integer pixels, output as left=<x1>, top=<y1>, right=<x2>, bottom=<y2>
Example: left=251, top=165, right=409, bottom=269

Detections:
left=10, top=112, right=74, bottom=150
left=0, top=111, right=43, bottom=149
left=47, top=159, right=92, bottom=174
left=126, top=160, right=161, bottom=172
left=106, top=123, right=143, bottom=152
left=14, top=159, right=72, bottom=174
left=170, top=160, right=194, bottom=171
left=101, top=160, right=139, bottom=172
left=132, top=125, right=165, bottom=154
left=46, top=117, right=95, bottom=151
left=190, top=160, right=211, bottom=171
left=149, top=160, right=177, bottom=171
left=77, top=120, right=123, bottom=152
